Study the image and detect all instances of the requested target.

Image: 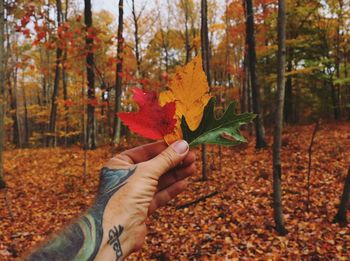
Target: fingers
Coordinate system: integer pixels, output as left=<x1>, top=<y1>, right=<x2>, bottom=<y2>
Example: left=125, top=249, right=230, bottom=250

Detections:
left=148, top=179, right=188, bottom=214
left=142, top=140, right=189, bottom=179
left=118, top=141, right=168, bottom=164
left=157, top=161, right=196, bottom=191
left=180, top=151, right=196, bottom=168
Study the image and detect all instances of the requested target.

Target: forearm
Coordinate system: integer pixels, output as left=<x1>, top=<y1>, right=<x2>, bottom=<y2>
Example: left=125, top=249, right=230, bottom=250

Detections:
left=25, top=167, right=136, bottom=261
left=24, top=209, right=132, bottom=261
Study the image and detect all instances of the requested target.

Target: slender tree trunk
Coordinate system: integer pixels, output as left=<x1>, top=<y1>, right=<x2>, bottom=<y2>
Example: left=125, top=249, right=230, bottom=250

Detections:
left=22, top=80, right=29, bottom=147
left=39, top=45, right=47, bottom=106
left=345, top=55, right=350, bottom=121
left=284, top=58, right=293, bottom=123
left=62, top=2, right=68, bottom=146
left=244, top=0, right=267, bottom=148
left=0, top=0, right=5, bottom=189
left=182, top=0, right=191, bottom=63
left=334, top=2, right=342, bottom=120
left=84, top=0, right=96, bottom=149
left=330, top=78, right=340, bottom=120
left=333, top=167, right=350, bottom=226
left=47, top=0, right=63, bottom=147
left=190, top=13, right=198, bottom=57
left=131, top=0, right=141, bottom=78
left=113, top=0, right=124, bottom=145
left=224, top=0, right=231, bottom=88
left=62, top=51, right=68, bottom=146
left=81, top=70, right=86, bottom=146
left=8, top=67, right=20, bottom=147
left=272, top=0, right=288, bottom=236
left=201, top=0, right=210, bottom=181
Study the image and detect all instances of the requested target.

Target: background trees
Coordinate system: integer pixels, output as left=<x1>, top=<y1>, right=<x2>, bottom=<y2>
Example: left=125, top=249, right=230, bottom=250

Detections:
left=0, top=0, right=348, bottom=148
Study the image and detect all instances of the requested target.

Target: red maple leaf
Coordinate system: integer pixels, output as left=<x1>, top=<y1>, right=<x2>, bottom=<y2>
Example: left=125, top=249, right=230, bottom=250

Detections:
left=118, top=88, right=176, bottom=140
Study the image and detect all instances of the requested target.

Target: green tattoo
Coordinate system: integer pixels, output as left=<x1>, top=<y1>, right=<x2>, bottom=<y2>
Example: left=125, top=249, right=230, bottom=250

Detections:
left=25, top=167, right=136, bottom=261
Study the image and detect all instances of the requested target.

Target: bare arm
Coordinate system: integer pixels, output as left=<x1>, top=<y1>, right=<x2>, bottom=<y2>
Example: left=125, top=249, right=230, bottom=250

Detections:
left=24, top=141, right=195, bottom=261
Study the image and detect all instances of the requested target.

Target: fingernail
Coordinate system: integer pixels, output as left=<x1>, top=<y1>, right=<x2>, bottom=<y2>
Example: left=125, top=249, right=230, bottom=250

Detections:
left=172, top=140, right=189, bottom=154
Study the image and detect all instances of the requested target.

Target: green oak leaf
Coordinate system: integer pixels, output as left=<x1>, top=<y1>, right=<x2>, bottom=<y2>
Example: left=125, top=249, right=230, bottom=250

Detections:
left=181, top=97, right=255, bottom=147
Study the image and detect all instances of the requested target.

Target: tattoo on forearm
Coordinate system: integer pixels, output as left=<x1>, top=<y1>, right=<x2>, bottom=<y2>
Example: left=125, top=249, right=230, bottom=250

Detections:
left=108, top=225, right=124, bottom=260
left=25, top=167, right=136, bottom=261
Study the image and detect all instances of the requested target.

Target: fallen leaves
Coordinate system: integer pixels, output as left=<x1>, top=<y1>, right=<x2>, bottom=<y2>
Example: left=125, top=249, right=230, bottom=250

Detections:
left=0, top=123, right=349, bottom=260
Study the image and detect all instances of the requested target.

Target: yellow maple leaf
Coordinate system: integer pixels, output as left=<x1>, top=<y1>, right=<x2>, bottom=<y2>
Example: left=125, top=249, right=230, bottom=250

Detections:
left=160, top=56, right=211, bottom=134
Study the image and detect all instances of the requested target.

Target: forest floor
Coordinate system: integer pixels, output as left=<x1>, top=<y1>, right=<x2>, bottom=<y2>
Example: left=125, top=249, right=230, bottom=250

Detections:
left=0, top=123, right=349, bottom=260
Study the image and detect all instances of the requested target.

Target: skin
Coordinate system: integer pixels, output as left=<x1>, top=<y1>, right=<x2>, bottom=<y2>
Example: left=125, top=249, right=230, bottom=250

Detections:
left=24, top=140, right=196, bottom=261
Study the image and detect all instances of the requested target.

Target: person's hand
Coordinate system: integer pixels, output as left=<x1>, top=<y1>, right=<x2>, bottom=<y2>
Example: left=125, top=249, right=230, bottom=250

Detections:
left=94, top=140, right=196, bottom=260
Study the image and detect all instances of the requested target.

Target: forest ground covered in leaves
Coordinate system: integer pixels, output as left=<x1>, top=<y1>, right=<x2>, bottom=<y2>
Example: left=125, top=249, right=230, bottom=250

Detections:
left=0, top=123, right=349, bottom=260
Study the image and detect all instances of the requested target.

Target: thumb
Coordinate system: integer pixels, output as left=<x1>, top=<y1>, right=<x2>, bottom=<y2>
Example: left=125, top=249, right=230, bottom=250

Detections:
left=145, top=140, right=189, bottom=179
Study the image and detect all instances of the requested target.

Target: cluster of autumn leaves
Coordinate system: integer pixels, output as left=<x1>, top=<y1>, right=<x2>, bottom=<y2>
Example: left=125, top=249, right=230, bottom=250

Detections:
left=118, top=56, right=255, bottom=147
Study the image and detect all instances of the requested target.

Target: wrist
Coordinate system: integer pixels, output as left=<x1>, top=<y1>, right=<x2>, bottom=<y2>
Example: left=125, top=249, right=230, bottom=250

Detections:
left=94, top=210, right=145, bottom=260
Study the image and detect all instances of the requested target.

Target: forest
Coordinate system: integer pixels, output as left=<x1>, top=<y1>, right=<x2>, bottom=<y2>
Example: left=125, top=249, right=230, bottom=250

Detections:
left=0, top=0, right=349, bottom=259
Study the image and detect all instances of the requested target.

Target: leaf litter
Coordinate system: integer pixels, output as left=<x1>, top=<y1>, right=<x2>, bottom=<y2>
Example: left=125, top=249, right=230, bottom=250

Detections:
left=0, top=123, right=349, bottom=260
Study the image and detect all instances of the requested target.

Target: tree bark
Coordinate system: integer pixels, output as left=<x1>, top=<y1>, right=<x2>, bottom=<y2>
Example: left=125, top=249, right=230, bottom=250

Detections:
left=113, top=0, right=124, bottom=145
left=62, top=51, right=68, bottom=146
left=284, top=58, right=293, bottom=123
left=334, top=167, right=350, bottom=226
left=272, top=0, right=288, bottom=236
left=244, top=0, right=267, bottom=148
left=181, top=0, right=191, bottom=63
left=47, top=0, right=63, bottom=147
left=334, top=1, right=342, bottom=120
left=345, top=53, right=350, bottom=121
left=330, top=78, right=340, bottom=120
left=0, top=0, right=5, bottom=189
left=22, top=79, right=29, bottom=147
left=62, top=1, right=68, bottom=146
left=131, top=0, right=141, bottom=78
left=201, top=0, right=210, bottom=181
left=84, top=0, right=96, bottom=149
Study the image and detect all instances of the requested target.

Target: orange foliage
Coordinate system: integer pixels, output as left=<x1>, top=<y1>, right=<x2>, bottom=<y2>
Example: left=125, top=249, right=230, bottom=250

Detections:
left=0, top=124, right=349, bottom=259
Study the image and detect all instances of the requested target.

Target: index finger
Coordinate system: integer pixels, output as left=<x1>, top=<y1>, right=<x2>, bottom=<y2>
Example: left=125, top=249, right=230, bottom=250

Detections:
left=119, top=140, right=168, bottom=164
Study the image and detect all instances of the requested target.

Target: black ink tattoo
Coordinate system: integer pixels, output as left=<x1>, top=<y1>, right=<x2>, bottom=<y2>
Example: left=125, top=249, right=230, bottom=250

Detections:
left=25, top=167, right=136, bottom=261
left=107, top=225, right=124, bottom=260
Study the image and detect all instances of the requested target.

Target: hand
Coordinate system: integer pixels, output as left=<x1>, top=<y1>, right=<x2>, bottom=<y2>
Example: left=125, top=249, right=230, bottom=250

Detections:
left=24, top=140, right=196, bottom=261
left=94, top=140, right=196, bottom=260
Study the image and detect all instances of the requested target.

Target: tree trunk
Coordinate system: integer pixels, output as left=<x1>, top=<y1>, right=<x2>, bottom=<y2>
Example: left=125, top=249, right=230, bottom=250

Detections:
left=190, top=10, right=198, bottom=57
left=244, top=0, right=267, bottom=148
left=284, top=58, right=293, bottom=123
left=84, top=0, right=96, bottom=149
left=272, top=0, right=287, bottom=236
left=22, top=80, right=29, bottom=147
left=61, top=0, right=69, bottom=146
left=201, top=0, right=210, bottom=181
left=81, top=70, right=86, bottom=146
left=47, top=0, right=63, bottom=147
left=334, top=2, right=342, bottom=120
left=113, top=0, right=124, bottom=145
left=330, top=78, right=340, bottom=120
left=62, top=51, right=68, bottom=146
left=334, top=167, right=350, bottom=226
left=8, top=67, right=20, bottom=147
left=0, top=0, right=5, bottom=189
left=131, top=0, right=141, bottom=78
left=182, top=0, right=191, bottom=63
left=345, top=55, right=350, bottom=121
